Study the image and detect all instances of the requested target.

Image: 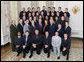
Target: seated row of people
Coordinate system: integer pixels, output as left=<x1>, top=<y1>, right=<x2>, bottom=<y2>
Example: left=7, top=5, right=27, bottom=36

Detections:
left=15, top=29, right=71, bottom=60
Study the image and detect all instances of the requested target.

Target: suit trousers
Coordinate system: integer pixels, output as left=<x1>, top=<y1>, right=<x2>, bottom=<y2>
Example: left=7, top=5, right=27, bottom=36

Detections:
left=53, top=46, right=60, bottom=57
left=44, top=47, right=50, bottom=57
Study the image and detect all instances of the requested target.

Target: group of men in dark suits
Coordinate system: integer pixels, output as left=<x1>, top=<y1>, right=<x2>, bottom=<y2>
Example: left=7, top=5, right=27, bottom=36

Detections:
left=12, top=6, right=71, bottom=60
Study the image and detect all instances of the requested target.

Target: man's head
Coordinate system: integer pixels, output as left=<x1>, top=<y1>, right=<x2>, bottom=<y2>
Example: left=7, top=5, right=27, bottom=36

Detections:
left=27, top=7, right=31, bottom=11
left=19, top=19, right=23, bottom=24
left=26, top=19, right=29, bottom=24
left=23, top=7, right=25, bottom=11
left=11, top=20, right=16, bottom=25
left=58, top=7, right=61, bottom=11
left=37, top=7, right=40, bottom=11
left=58, top=24, right=62, bottom=28
left=45, top=31, right=49, bottom=36
left=64, top=33, right=68, bottom=38
left=25, top=31, right=29, bottom=36
left=32, top=7, right=35, bottom=11
left=43, top=6, right=46, bottom=10
left=61, top=16, right=65, bottom=21
left=65, top=21, right=69, bottom=27
left=55, top=31, right=59, bottom=36
left=35, top=29, right=39, bottom=35
left=48, top=7, right=51, bottom=11
left=52, top=7, right=55, bottom=11
left=41, top=11, right=44, bottom=15
left=65, top=8, right=68, bottom=12
left=17, top=32, right=21, bottom=36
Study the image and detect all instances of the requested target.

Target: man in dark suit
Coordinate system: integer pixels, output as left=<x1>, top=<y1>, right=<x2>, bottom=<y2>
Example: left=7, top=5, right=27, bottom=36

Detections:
left=57, top=24, right=64, bottom=38
left=15, top=32, right=23, bottom=57
left=52, top=7, right=56, bottom=16
left=36, top=18, right=44, bottom=34
left=60, top=16, right=65, bottom=29
left=29, top=29, right=42, bottom=58
left=42, top=6, right=47, bottom=16
left=19, top=7, right=26, bottom=19
left=58, top=7, right=64, bottom=17
left=43, top=31, right=51, bottom=58
left=17, top=19, right=23, bottom=36
left=47, top=7, right=52, bottom=15
left=64, top=21, right=71, bottom=38
left=65, top=8, right=70, bottom=18
left=62, top=33, right=71, bottom=60
left=10, top=20, right=17, bottom=51
left=36, top=7, right=41, bottom=14
left=49, top=17, right=56, bottom=37
left=26, top=7, right=31, bottom=17
left=30, top=21, right=36, bottom=35
left=22, top=31, right=31, bottom=58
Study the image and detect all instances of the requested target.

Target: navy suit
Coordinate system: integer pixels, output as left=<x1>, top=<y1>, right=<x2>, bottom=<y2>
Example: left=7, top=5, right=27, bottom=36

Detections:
left=15, top=36, right=23, bottom=55
left=43, top=35, right=51, bottom=57
left=64, top=26, right=71, bottom=38
left=62, top=38, right=71, bottom=60
left=23, top=35, right=31, bottom=57
left=42, top=10, right=47, bottom=16
left=29, top=35, right=42, bottom=58
left=49, top=23, right=56, bottom=37
left=17, top=23, right=23, bottom=36
left=19, top=11, right=26, bottom=19
left=36, top=22, right=44, bottom=34
left=57, top=28, right=64, bottom=38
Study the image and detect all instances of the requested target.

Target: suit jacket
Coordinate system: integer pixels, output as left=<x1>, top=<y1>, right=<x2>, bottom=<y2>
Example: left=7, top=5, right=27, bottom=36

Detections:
left=43, top=25, right=49, bottom=33
left=42, top=10, right=47, bottom=16
left=66, top=12, right=70, bottom=18
left=62, top=38, right=71, bottom=50
left=49, top=23, right=56, bottom=37
left=23, top=35, right=31, bottom=46
left=52, top=11, right=56, bottom=16
left=52, top=36, right=61, bottom=47
left=19, top=11, right=26, bottom=19
left=43, top=35, right=51, bottom=47
left=64, top=26, right=71, bottom=38
left=36, top=22, right=44, bottom=34
left=59, top=11, right=64, bottom=17
left=23, top=24, right=30, bottom=33
left=31, top=35, right=42, bottom=46
left=60, top=20, right=65, bottom=29
left=55, top=20, right=61, bottom=31
left=15, top=36, right=23, bottom=46
left=57, top=28, right=64, bottom=38
left=30, top=25, right=36, bottom=35
left=17, top=23, right=23, bottom=36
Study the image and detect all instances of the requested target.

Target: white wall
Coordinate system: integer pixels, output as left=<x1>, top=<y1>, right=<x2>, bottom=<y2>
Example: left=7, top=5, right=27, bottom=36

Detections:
left=54, top=1, right=83, bottom=38
left=21, top=1, right=31, bottom=11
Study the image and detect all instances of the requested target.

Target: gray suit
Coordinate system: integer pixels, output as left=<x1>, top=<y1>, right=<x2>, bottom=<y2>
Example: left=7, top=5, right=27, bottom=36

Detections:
left=52, top=36, right=61, bottom=57
left=23, top=24, right=30, bottom=33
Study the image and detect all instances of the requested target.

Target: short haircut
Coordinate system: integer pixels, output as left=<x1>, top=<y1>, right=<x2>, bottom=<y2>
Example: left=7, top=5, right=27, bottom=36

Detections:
left=25, top=30, right=29, bottom=33
left=59, top=7, right=61, bottom=9
left=53, top=7, right=55, bottom=9
left=65, top=8, right=68, bottom=10
left=35, top=29, right=39, bottom=31
left=65, top=21, right=69, bottom=24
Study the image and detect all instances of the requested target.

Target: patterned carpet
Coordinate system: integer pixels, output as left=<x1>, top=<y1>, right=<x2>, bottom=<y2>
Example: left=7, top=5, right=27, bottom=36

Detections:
left=3, top=48, right=83, bottom=61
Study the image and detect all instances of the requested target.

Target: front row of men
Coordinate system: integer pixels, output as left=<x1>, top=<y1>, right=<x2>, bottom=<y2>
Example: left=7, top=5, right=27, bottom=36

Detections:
left=15, top=29, right=71, bottom=60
